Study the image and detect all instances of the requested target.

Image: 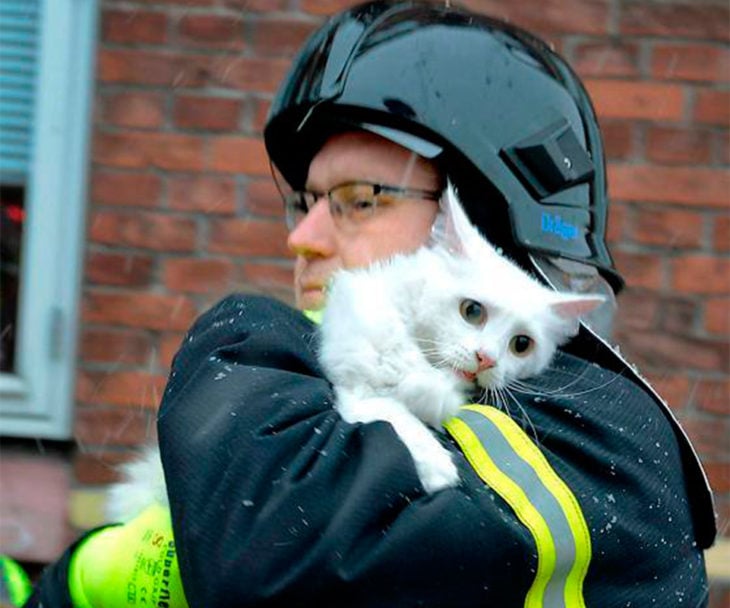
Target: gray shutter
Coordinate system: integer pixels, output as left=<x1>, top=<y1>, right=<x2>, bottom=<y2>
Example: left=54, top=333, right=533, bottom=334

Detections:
left=0, top=0, right=40, bottom=185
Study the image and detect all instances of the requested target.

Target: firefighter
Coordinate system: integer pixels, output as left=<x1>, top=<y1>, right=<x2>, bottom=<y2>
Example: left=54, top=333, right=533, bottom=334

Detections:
left=27, top=2, right=715, bottom=606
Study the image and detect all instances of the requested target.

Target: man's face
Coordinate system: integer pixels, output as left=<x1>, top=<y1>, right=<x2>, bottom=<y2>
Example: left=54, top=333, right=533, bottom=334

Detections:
left=287, top=131, right=441, bottom=310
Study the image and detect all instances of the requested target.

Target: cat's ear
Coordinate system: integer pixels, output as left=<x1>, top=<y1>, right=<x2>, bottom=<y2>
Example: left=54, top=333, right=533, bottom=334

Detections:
left=549, top=294, right=605, bottom=319
left=432, top=181, right=486, bottom=256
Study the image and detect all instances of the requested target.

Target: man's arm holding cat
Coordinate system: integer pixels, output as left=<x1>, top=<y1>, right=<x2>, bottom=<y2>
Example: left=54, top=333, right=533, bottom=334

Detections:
left=155, top=293, right=541, bottom=606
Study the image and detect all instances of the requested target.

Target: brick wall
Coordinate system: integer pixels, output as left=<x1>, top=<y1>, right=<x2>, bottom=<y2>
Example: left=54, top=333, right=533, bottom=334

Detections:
left=76, top=0, right=727, bottom=561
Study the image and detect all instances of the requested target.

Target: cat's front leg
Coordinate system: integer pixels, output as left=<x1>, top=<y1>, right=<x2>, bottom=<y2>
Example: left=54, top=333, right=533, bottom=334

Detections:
left=335, top=390, right=460, bottom=493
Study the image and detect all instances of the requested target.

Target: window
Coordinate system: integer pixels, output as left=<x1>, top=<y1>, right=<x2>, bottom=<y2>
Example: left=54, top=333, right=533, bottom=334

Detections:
left=0, top=0, right=98, bottom=438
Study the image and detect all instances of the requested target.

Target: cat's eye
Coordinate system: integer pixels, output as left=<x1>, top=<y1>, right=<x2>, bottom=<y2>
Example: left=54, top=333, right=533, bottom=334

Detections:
left=509, top=334, right=534, bottom=356
left=459, top=299, right=487, bottom=326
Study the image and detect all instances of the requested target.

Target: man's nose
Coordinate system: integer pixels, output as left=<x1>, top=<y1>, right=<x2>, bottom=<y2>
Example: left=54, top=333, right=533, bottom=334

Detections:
left=287, top=198, right=335, bottom=257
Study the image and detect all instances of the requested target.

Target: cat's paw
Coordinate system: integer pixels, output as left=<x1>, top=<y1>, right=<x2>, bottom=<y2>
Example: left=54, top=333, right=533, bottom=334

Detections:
left=414, top=447, right=460, bottom=493
left=397, top=371, right=464, bottom=427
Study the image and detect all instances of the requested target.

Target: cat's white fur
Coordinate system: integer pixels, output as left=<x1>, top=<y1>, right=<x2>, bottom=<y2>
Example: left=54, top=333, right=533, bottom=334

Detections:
left=106, top=445, right=168, bottom=522
left=106, top=183, right=603, bottom=520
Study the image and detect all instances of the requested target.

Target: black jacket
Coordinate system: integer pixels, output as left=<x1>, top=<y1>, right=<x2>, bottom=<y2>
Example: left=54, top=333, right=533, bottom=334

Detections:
left=155, top=294, right=713, bottom=607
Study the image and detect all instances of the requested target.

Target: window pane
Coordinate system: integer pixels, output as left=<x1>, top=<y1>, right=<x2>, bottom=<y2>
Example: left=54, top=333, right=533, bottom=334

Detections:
left=1, top=184, right=24, bottom=373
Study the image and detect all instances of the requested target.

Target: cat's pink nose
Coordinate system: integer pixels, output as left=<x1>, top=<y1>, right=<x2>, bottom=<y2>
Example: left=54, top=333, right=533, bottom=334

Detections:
left=476, top=351, right=496, bottom=372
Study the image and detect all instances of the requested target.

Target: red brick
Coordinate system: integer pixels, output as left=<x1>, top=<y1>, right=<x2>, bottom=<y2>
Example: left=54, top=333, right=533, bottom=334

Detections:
left=73, top=450, right=138, bottom=485
left=240, top=261, right=294, bottom=287
left=76, top=369, right=168, bottom=408
left=695, top=90, right=730, bottom=127
left=100, top=91, right=165, bottom=129
left=615, top=288, right=660, bottom=330
left=614, top=328, right=729, bottom=372
left=643, top=372, right=692, bottom=410
left=702, top=461, right=730, bottom=493
left=208, top=218, right=290, bottom=257
left=605, top=201, right=626, bottom=244
left=168, top=175, right=236, bottom=215
left=621, top=2, right=729, bottom=42
left=709, top=584, right=730, bottom=608
left=632, top=207, right=703, bottom=248
left=102, top=9, right=168, bottom=45
left=178, top=14, right=244, bottom=50
left=659, top=297, right=697, bottom=335
left=98, top=49, right=212, bottom=87
left=671, top=255, right=730, bottom=295
left=239, top=263, right=295, bottom=305
left=652, top=44, right=730, bottom=83
left=208, top=57, right=290, bottom=93
left=251, top=97, right=271, bottom=134
left=717, top=131, right=730, bottom=165
left=599, top=120, right=634, bottom=160
left=608, top=164, right=730, bottom=208
left=89, top=210, right=197, bottom=252
left=715, top=214, right=730, bottom=252
left=645, top=126, right=712, bottom=165
left=209, top=136, right=270, bottom=175
left=85, top=251, right=154, bottom=287
left=251, top=19, right=317, bottom=57
left=82, top=291, right=197, bottom=331
left=705, top=297, right=730, bottom=334
left=223, top=0, right=288, bottom=10
left=163, top=258, right=236, bottom=294
left=80, top=329, right=153, bottom=365
left=677, top=416, right=729, bottom=459
left=91, top=171, right=162, bottom=208
left=695, top=380, right=730, bottom=415
left=158, top=332, right=186, bottom=371
left=74, top=406, right=153, bottom=447
left=245, top=179, right=283, bottom=218
left=586, top=79, right=685, bottom=121
left=432, top=0, right=609, bottom=35
left=93, top=132, right=206, bottom=171
left=300, top=0, right=371, bottom=15
left=173, top=95, right=241, bottom=131
left=612, top=251, right=664, bottom=290
left=572, top=41, right=640, bottom=78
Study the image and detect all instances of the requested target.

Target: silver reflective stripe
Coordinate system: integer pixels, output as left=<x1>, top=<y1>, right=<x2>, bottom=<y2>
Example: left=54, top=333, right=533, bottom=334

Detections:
left=459, top=408, right=578, bottom=608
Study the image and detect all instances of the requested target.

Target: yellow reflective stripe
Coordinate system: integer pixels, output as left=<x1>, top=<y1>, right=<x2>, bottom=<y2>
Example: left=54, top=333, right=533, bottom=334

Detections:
left=444, top=416, right=557, bottom=608
left=444, top=404, right=592, bottom=608
left=303, top=309, right=324, bottom=324
left=465, top=405, right=592, bottom=607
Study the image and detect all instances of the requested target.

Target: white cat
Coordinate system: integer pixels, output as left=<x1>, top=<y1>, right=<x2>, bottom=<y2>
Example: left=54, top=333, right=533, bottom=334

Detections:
left=106, top=183, right=603, bottom=521
left=318, top=183, right=603, bottom=493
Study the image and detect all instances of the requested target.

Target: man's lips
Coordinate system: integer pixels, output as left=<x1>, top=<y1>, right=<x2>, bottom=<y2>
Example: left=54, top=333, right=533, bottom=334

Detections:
left=300, top=283, right=325, bottom=294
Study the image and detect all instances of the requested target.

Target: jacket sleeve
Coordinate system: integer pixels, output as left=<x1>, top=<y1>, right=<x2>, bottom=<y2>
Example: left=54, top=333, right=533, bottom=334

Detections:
left=156, top=294, right=536, bottom=607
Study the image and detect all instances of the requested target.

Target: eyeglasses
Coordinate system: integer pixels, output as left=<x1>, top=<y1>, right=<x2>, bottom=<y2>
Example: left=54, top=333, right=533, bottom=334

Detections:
left=280, top=181, right=442, bottom=231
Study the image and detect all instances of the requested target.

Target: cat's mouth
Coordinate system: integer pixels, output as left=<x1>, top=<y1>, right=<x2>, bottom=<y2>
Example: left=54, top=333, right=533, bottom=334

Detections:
left=456, top=369, right=478, bottom=383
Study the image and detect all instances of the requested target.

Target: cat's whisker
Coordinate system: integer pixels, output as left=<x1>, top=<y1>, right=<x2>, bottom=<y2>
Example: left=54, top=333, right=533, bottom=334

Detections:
left=537, top=372, right=624, bottom=400
left=503, top=385, right=539, bottom=445
left=510, top=362, right=625, bottom=400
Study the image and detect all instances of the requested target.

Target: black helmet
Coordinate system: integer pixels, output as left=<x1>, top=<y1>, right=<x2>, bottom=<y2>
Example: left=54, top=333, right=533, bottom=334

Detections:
left=264, top=0, right=624, bottom=294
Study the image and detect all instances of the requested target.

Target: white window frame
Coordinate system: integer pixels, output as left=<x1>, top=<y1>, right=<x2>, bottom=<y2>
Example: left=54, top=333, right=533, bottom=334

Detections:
left=0, top=0, right=98, bottom=438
